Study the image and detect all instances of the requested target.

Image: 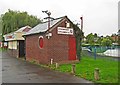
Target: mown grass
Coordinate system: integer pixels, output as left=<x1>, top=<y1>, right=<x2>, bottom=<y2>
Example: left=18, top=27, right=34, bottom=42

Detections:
left=50, top=56, right=119, bottom=83
left=0, top=48, right=7, bottom=51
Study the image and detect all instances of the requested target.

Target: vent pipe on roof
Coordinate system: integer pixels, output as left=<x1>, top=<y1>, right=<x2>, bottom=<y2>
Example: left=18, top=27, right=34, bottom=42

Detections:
left=80, top=16, right=83, bottom=31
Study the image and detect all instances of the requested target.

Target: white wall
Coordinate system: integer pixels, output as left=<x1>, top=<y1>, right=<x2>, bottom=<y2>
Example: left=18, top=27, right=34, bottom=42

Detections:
left=8, top=41, right=18, bottom=49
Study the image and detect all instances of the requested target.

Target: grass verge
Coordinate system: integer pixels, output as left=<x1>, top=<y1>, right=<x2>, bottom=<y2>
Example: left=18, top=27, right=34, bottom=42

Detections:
left=23, top=54, right=119, bottom=83
left=50, top=56, right=119, bottom=83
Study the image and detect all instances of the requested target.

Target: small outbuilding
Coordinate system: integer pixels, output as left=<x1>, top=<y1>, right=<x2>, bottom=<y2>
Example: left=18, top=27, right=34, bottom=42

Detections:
left=3, top=26, right=31, bottom=58
left=24, top=16, right=80, bottom=64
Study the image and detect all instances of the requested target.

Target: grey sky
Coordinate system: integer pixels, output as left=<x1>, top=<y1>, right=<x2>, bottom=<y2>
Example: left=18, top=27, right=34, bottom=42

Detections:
left=0, top=0, right=119, bottom=36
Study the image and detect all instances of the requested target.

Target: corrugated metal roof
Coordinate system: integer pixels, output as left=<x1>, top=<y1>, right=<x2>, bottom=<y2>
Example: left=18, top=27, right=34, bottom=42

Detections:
left=15, top=26, right=31, bottom=32
left=3, top=26, right=31, bottom=37
left=24, top=17, right=64, bottom=36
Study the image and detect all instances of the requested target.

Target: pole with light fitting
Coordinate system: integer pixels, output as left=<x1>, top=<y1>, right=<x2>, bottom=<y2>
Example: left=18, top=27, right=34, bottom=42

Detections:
left=42, top=10, right=51, bottom=29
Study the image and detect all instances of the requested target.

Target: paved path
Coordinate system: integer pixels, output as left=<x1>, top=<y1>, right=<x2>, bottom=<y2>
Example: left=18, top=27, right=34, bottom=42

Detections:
left=1, top=51, right=92, bottom=83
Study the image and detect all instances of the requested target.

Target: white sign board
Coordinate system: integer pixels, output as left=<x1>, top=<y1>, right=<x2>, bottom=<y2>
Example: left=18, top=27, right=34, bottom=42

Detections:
left=57, top=27, right=73, bottom=35
left=4, top=33, right=15, bottom=41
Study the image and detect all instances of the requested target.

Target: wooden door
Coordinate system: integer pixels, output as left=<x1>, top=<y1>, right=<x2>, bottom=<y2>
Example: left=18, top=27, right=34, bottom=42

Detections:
left=68, top=36, right=76, bottom=60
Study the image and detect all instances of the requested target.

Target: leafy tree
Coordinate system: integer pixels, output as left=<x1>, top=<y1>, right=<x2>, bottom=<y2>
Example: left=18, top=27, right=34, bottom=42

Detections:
left=97, top=36, right=103, bottom=45
left=2, top=9, right=42, bottom=35
left=85, top=33, right=114, bottom=46
left=86, top=33, right=94, bottom=45
left=101, top=38, right=112, bottom=46
left=73, top=24, right=84, bottom=61
left=0, top=15, right=2, bottom=33
left=0, top=15, right=2, bottom=41
left=106, top=35, right=114, bottom=43
left=94, top=33, right=97, bottom=38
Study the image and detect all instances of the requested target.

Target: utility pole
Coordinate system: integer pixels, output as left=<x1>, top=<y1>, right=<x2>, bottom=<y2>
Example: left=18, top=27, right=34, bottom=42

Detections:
left=42, top=10, right=51, bottom=29
left=80, top=16, right=83, bottom=31
left=78, top=16, right=83, bottom=61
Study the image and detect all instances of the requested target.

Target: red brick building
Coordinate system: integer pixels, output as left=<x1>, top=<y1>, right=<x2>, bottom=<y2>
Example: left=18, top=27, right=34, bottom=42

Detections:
left=24, top=16, right=78, bottom=64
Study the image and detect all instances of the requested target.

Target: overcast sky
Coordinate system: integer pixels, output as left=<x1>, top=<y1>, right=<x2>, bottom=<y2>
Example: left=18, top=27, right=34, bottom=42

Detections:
left=0, top=0, right=119, bottom=36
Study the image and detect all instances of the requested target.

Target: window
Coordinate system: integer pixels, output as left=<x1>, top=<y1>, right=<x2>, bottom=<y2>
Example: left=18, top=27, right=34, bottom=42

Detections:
left=39, top=36, right=43, bottom=48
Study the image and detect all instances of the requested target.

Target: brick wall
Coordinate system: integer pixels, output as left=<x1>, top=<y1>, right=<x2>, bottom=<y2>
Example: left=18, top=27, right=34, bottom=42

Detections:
left=26, top=34, right=49, bottom=64
left=26, top=19, right=75, bottom=64
left=47, top=20, right=69, bottom=63
left=7, top=49, right=19, bottom=58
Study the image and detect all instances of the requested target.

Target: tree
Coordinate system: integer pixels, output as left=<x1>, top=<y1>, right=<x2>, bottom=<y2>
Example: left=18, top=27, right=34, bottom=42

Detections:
left=0, top=15, right=2, bottom=33
left=101, top=38, right=112, bottom=46
left=84, top=33, right=116, bottom=46
left=97, top=36, right=103, bottom=45
left=2, top=9, right=42, bottom=35
left=0, top=15, right=2, bottom=41
left=86, top=33, right=94, bottom=45
left=73, top=24, right=84, bottom=61
left=94, top=33, right=97, bottom=38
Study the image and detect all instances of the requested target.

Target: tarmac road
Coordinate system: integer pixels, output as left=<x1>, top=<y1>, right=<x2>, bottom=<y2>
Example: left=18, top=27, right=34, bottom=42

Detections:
left=1, top=51, right=92, bottom=83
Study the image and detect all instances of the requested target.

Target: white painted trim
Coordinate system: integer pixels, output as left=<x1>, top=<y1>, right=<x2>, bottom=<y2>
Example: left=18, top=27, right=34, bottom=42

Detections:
left=38, top=36, right=44, bottom=49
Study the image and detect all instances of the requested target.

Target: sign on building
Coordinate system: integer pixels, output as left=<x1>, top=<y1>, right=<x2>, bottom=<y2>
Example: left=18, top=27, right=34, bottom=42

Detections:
left=57, top=27, right=73, bottom=35
left=4, top=33, right=15, bottom=41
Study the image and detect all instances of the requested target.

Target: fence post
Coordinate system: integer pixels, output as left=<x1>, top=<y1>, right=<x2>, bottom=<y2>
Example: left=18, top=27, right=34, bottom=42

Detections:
left=94, top=68, right=99, bottom=80
left=55, top=63, right=59, bottom=68
left=94, top=46, right=96, bottom=60
left=71, top=64, right=76, bottom=74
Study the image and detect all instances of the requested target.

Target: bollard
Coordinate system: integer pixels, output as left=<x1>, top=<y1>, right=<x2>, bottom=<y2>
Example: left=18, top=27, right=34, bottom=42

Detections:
left=55, top=63, right=59, bottom=68
left=71, top=64, right=76, bottom=74
left=94, top=68, right=99, bottom=80
left=50, top=59, right=53, bottom=65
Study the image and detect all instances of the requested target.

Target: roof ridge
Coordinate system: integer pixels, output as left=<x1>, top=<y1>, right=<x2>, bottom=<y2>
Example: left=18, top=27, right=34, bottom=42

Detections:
left=24, top=16, right=68, bottom=36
